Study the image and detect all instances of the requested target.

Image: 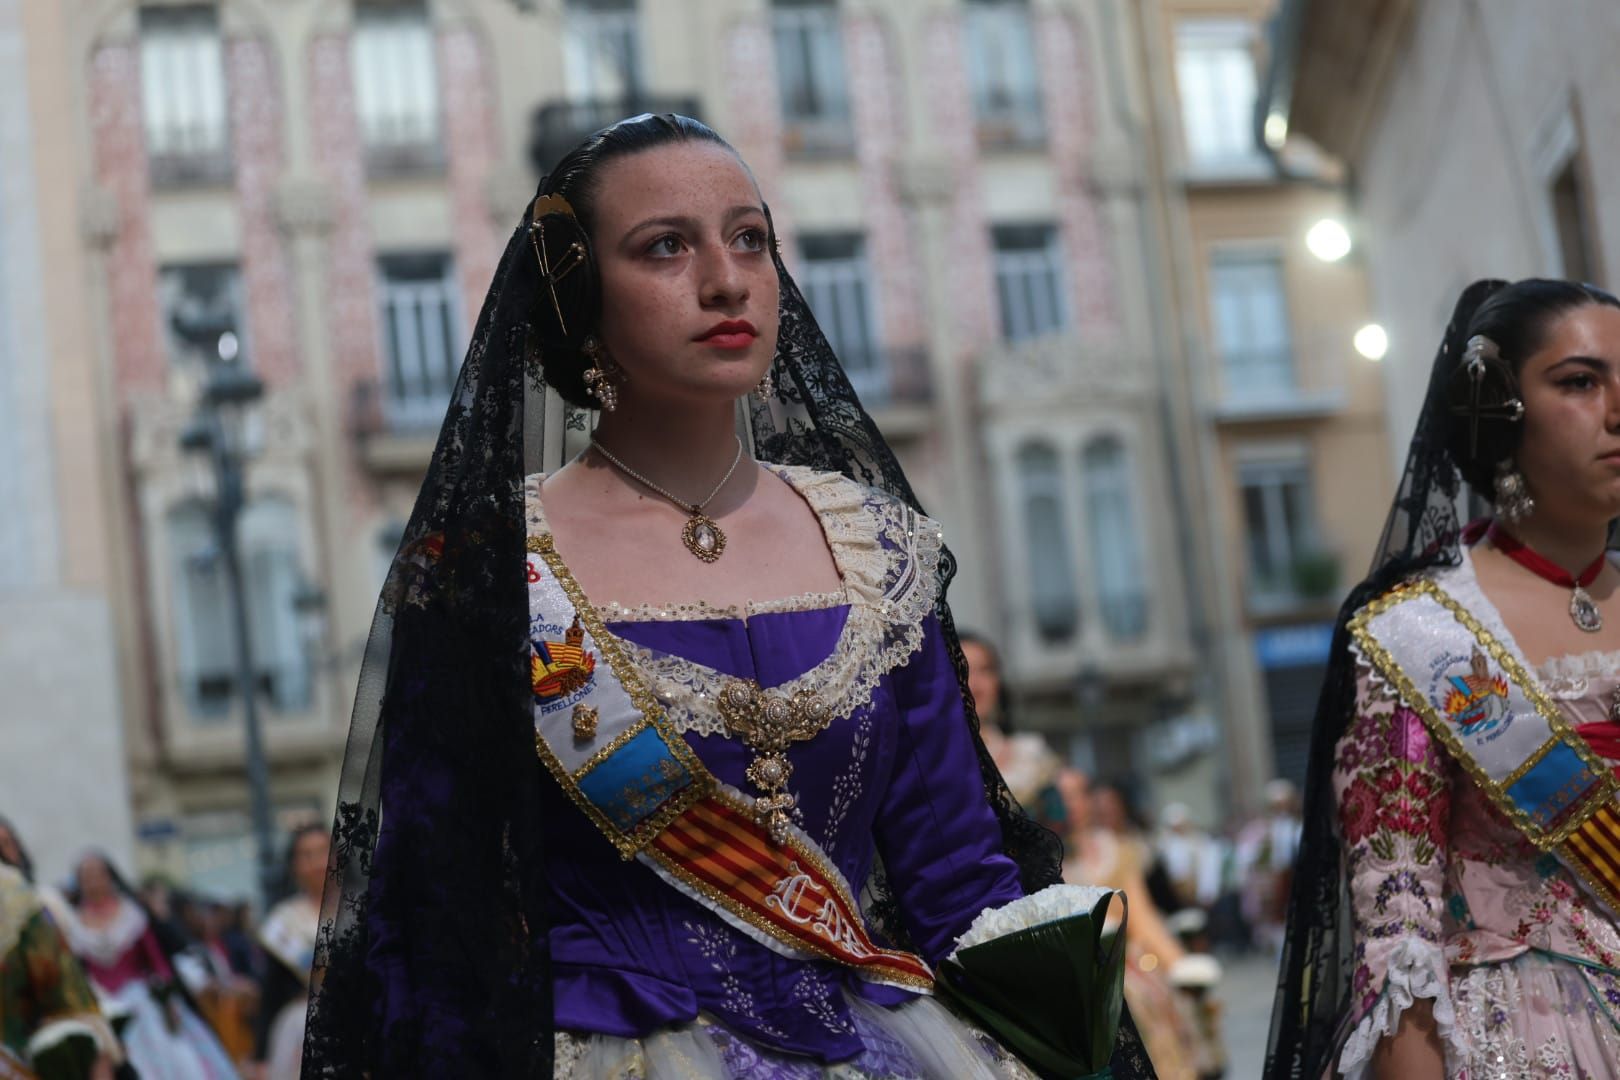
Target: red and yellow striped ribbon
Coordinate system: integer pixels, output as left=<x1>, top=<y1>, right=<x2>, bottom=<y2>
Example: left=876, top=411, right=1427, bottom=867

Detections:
left=1564, top=803, right=1620, bottom=911
left=648, top=796, right=933, bottom=989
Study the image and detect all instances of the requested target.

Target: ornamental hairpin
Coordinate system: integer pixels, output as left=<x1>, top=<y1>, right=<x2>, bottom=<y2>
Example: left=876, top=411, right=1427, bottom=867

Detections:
left=528, top=193, right=588, bottom=336
left=1453, top=333, right=1525, bottom=457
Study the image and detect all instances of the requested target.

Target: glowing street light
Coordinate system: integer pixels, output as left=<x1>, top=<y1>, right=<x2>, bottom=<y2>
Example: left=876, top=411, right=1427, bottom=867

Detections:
left=1306, top=218, right=1352, bottom=262
left=1354, top=323, right=1389, bottom=361
left=1264, top=112, right=1289, bottom=150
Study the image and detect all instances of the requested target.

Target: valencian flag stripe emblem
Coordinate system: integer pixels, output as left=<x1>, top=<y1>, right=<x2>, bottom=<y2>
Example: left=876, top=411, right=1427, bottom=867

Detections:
left=646, top=793, right=934, bottom=989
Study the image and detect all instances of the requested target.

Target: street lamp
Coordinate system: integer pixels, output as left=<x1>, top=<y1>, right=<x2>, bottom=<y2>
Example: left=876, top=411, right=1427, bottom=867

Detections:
left=178, top=362, right=278, bottom=910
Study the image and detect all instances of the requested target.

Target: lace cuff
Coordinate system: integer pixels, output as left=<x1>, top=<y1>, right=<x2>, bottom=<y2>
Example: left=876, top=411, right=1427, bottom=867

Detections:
left=1336, top=936, right=1462, bottom=1078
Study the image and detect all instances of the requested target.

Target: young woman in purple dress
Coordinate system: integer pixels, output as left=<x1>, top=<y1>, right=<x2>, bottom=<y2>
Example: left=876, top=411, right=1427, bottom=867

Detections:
left=303, top=115, right=1154, bottom=1079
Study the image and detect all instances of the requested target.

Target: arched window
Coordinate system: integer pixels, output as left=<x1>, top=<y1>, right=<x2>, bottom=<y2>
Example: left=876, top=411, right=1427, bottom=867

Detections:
left=166, top=497, right=312, bottom=720
left=240, top=498, right=313, bottom=713
left=1016, top=442, right=1079, bottom=642
left=167, top=501, right=234, bottom=718
left=1082, top=436, right=1149, bottom=641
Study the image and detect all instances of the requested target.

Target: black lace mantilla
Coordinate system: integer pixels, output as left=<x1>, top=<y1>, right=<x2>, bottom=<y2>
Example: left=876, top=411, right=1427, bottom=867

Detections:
left=305, top=181, right=1153, bottom=1077
left=1262, top=282, right=1507, bottom=1078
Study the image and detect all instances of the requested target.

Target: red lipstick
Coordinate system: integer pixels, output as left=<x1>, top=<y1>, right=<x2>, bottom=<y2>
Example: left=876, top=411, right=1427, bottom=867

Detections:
left=695, top=319, right=758, bottom=349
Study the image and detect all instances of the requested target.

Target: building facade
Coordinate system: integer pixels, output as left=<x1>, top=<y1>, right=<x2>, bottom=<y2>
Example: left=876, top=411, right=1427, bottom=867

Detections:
left=1266, top=0, right=1620, bottom=475
left=2, top=0, right=136, bottom=887
left=1134, top=0, right=1392, bottom=804
left=29, top=0, right=1407, bottom=894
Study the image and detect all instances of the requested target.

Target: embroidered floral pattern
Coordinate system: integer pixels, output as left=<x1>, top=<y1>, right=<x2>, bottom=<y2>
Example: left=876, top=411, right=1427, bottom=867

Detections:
left=823, top=705, right=875, bottom=853
left=685, top=920, right=790, bottom=1041
left=1335, top=549, right=1620, bottom=1078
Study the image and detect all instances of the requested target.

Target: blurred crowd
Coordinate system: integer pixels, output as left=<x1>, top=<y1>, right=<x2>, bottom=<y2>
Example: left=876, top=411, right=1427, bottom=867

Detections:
left=961, top=634, right=1303, bottom=1080
left=3, top=637, right=1300, bottom=1080
left=0, top=815, right=328, bottom=1080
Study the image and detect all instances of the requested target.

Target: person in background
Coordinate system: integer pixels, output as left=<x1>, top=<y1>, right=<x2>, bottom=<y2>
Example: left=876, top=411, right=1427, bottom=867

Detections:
left=59, top=854, right=237, bottom=1080
left=1154, top=803, right=1225, bottom=916
left=0, top=862, right=122, bottom=1080
left=1233, top=779, right=1301, bottom=956
left=1093, top=780, right=1182, bottom=918
left=960, top=632, right=1063, bottom=821
left=217, top=905, right=258, bottom=983
left=1059, top=768, right=1201, bottom=1079
left=250, top=825, right=327, bottom=1080
left=0, top=821, right=33, bottom=887
left=173, top=898, right=255, bottom=1066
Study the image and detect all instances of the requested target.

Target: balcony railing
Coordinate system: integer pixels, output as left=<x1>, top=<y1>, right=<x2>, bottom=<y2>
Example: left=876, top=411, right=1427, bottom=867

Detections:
left=843, top=346, right=933, bottom=410
left=149, top=146, right=233, bottom=189
left=1246, top=550, right=1342, bottom=616
left=782, top=116, right=856, bottom=159
left=529, top=96, right=703, bottom=175
left=975, top=103, right=1045, bottom=151
left=1210, top=343, right=1348, bottom=421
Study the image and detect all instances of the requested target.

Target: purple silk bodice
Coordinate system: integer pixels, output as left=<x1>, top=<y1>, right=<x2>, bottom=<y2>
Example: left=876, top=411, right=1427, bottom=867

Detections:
left=542, top=604, right=1021, bottom=1062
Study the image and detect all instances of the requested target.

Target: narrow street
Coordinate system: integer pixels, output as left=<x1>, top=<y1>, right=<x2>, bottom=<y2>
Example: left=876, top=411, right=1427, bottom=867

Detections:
left=1217, top=951, right=1283, bottom=1079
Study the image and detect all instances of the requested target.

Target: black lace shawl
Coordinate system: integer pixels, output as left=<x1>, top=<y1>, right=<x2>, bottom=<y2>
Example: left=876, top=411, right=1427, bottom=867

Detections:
left=303, top=187, right=1156, bottom=1077
left=1262, top=282, right=1508, bottom=1078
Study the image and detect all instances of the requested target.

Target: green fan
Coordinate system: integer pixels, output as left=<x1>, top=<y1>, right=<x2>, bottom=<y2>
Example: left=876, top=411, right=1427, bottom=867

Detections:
left=936, top=888, right=1127, bottom=1080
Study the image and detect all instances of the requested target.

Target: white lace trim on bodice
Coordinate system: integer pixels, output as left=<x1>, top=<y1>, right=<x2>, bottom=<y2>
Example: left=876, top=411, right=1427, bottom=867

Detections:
left=597, top=590, right=850, bottom=624
left=527, top=465, right=944, bottom=738
left=1537, top=648, right=1620, bottom=698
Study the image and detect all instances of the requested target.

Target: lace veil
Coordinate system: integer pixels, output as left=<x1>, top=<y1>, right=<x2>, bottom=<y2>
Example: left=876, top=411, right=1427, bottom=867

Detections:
left=302, top=115, right=1151, bottom=1078
left=1262, top=281, right=1503, bottom=1077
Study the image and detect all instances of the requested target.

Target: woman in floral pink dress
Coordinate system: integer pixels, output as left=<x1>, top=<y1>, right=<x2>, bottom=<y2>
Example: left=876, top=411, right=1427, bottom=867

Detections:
left=1268, top=279, right=1620, bottom=1079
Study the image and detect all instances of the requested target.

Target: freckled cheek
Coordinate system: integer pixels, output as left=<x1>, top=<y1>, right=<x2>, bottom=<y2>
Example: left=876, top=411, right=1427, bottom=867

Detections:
left=600, top=276, right=686, bottom=353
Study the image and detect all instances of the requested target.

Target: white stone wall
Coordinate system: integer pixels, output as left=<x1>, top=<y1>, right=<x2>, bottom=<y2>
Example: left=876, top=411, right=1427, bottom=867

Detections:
left=0, top=0, right=135, bottom=886
left=1353, top=0, right=1620, bottom=473
left=0, top=593, right=132, bottom=887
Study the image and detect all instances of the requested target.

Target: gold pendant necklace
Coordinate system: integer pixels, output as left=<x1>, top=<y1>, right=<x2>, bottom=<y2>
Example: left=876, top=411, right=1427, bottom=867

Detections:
left=592, top=436, right=744, bottom=563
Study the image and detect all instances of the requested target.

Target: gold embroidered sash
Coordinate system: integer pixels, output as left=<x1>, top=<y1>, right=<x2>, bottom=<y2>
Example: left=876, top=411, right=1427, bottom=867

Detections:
left=522, top=476, right=932, bottom=990
left=1353, top=579, right=1620, bottom=915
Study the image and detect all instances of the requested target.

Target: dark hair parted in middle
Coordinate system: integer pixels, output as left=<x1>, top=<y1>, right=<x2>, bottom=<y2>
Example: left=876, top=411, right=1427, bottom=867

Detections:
left=526, top=113, right=747, bottom=409
left=1441, top=277, right=1620, bottom=496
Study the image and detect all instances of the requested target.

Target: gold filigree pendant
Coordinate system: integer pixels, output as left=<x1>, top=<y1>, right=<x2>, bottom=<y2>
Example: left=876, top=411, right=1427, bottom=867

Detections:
left=718, top=680, right=832, bottom=843
left=682, top=513, right=726, bottom=562
left=572, top=704, right=599, bottom=740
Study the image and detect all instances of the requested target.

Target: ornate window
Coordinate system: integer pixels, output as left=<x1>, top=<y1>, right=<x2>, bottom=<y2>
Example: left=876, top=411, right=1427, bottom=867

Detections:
left=352, top=2, right=442, bottom=173
left=772, top=0, right=852, bottom=156
left=564, top=0, right=642, bottom=103
left=166, top=497, right=311, bottom=719
left=139, top=5, right=230, bottom=185
left=1209, top=249, right=1295, bottom=401
left=1081, top=437, right=1148, bottom=641
left=1016, top=442, right=1079, bottom=643
left=994, top=225, right=1070, bottom=343
left=964, top=0, right=1044, bottom=147
left=799, top=233, right=885, bottom=401
left=1174, top=19, right=1265, bottom=174
left=377, top=253, right=463, bottom=432
left=1238, top=455, right=1319, bottom=607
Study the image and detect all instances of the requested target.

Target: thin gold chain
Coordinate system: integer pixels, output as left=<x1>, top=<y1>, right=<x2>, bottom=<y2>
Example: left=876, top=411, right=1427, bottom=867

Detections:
left=591, top=435, right=744, bottom=514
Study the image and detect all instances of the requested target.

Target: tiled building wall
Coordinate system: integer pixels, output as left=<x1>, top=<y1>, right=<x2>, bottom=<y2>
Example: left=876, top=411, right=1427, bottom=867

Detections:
left=90, top=42, right=165, bottom=399
left=228, top=35, right=300, bottom=388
